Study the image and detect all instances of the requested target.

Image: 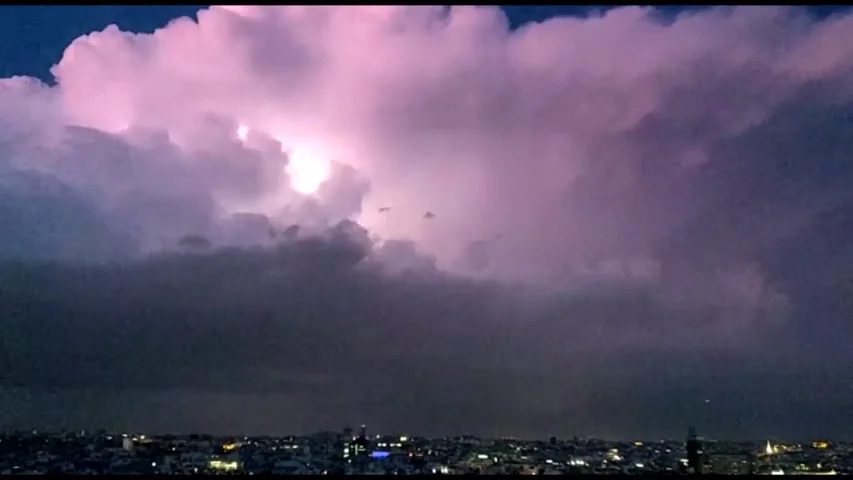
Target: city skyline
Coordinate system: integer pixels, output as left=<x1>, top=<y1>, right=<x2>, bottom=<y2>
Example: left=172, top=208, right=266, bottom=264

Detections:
left=1, top=428, right=845, bottom=475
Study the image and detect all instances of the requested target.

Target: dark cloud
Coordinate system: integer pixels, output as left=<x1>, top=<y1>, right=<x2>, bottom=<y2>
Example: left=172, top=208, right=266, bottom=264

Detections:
left=0, top=228, right=848, bottom=440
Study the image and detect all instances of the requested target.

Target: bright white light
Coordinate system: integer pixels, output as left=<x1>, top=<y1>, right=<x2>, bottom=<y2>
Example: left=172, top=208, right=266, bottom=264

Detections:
left=286, top=147, right=331, bottom=195
left=234, top=126, right=331, bottom=195
left=236, top=125, right=249, bottom=141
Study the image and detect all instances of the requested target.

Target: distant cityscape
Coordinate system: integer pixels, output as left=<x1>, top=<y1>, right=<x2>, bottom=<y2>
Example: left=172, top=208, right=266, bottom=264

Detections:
left=0, top=425, right=848, bottom=475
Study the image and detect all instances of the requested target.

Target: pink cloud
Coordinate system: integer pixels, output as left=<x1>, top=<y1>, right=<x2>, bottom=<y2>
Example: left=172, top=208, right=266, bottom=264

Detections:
left=4, top=5, right=853, bottom=325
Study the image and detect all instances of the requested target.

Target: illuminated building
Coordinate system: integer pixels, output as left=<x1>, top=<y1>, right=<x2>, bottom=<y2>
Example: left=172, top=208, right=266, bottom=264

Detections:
left=122, top=436, right=134, bottom=452
left=340, top=426, right=355, bottom=460
left=706, top=452, right=753, bottom=475
left=758, top=439, right=779, bottom=471
left=222, top=441, right=240, bottom=453
left=353, top=425, right=370, bottom=456
left=351, top=426, right=371, bottom=474
left=209, top=459, right=240, bottom=472
left=341, top=424, right=371, bottom=465
left=764, top=440, right=778, bottom=456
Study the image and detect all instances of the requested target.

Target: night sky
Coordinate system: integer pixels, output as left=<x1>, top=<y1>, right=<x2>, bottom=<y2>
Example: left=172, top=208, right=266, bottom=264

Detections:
left=2, top=5, right=853, bottom=441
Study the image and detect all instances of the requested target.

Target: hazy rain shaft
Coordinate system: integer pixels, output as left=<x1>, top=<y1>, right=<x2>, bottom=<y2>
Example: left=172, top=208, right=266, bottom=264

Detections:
left=2, top=6, right=853, bottom=439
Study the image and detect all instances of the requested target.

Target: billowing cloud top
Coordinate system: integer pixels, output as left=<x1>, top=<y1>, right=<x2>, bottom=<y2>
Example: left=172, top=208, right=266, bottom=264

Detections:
left=2, top=6, right=853, bottom=439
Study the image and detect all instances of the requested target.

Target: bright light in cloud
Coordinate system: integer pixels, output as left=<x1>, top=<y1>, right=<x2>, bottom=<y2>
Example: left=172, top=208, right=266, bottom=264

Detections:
left=2, top=4, right=852, bottom=299
left=234, top=124, right=331, bottom=195
left=285, top=147, right=332, bottom=195
left=236, top=125, right=250, bottom=141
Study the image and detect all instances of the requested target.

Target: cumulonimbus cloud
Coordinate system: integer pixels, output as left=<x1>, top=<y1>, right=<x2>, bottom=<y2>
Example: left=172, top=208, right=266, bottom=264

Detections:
left=2, top=6, right=853, bottom=438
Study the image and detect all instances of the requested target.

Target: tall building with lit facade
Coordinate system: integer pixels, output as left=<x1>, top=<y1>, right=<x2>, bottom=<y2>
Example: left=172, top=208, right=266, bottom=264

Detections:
left=352, top=425, right=370, bottom=474
left=341, top=424, right=371, bottom=471
left=354, top=425, right=369, bottom=455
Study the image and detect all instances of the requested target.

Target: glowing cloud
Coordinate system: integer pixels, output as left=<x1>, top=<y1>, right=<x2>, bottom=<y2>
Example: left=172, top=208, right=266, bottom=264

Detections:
left=236, top=124, right=250, bottom=141
left=2, top=5, right=853, bottom=293
left=234, top=124, right=332, bottom=196
left=285, top=147, right=332, bottom=195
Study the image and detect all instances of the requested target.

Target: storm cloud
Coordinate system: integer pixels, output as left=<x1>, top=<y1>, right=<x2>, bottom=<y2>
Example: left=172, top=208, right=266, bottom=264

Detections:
left=2, top=6, right=853, bottom=440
